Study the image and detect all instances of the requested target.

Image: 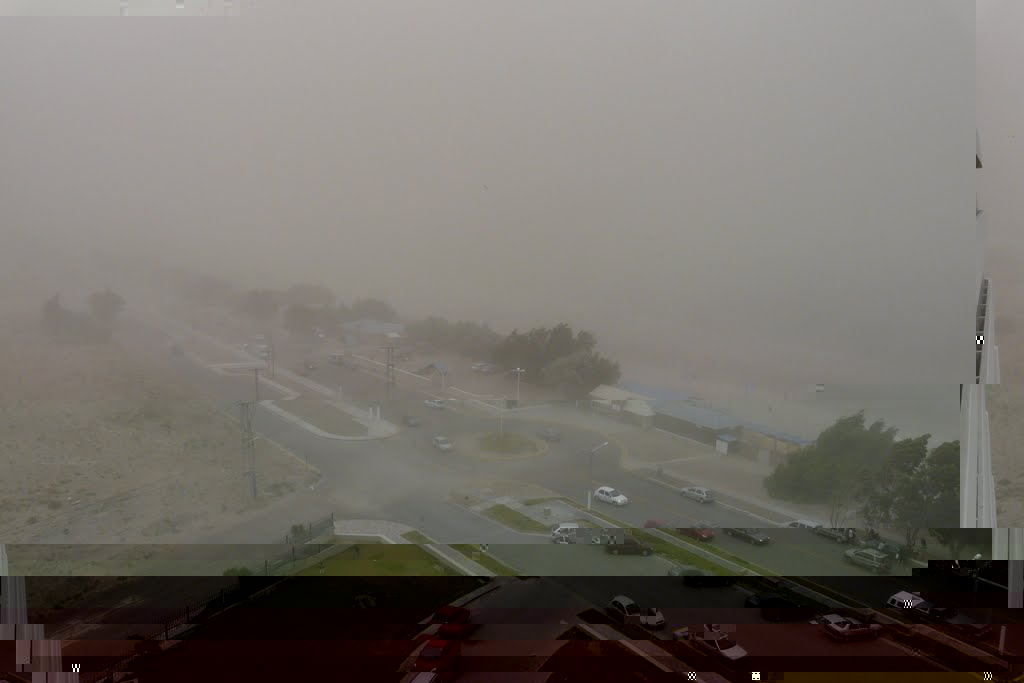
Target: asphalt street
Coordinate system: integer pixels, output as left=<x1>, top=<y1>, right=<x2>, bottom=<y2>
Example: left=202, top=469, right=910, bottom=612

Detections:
left=101, top=313, right=1023, bottom=666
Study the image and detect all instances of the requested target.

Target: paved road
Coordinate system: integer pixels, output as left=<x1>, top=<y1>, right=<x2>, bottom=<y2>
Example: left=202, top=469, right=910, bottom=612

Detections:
left=110, top=312, right=1024, bottom=669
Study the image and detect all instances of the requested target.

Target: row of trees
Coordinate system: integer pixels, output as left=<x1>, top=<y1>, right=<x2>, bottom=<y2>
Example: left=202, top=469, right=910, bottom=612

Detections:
left=178, top=276, right=400, bottom=336
left=764, top=411, right=960, bottom=549
left=40, top=290, right=126, bottom=344
left=178, top=275, right=623, bottom=397
left=405, top=319, right=621, bottom=398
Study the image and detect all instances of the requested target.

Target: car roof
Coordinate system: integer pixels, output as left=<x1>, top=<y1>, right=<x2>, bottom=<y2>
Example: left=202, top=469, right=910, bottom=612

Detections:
left=611, top=595, right=635, bottom=604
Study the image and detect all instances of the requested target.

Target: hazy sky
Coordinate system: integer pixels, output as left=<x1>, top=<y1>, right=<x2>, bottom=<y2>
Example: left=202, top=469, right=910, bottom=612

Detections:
left=1, top=1, right=977, bottom=394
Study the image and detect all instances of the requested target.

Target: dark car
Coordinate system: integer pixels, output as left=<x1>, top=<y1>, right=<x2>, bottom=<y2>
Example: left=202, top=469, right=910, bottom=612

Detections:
left=744, top=593, right=817, bottom=622
left=538, top=427, right=562, bottom=442
left=644, top=519, right=668, bottom=529
left=605, top=535, right=653, bottom=556
left=678, top=522, right=717, bottom=542
left=669, top=565, right=737, bottom=588
left=402, top=415, right=421, bottom=427
left=726, top=528, right=771, bottom=545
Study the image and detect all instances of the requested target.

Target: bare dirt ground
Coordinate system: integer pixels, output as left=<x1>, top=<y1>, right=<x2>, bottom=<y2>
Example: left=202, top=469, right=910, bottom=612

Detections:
left=984, top=242, right=1024, bottom=526
left=0, top=299, right=318, bottom=577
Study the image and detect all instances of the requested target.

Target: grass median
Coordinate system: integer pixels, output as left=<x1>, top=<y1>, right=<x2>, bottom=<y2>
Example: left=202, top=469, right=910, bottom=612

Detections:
left=451, top=544, right=520, bottom=576
left=483, top=503, right=551, bottom=534
left=274, top=399, right=369, bottom=437
left=294, top=543, right=462, bottom=577
left=559, top=501, right=746, bottom=576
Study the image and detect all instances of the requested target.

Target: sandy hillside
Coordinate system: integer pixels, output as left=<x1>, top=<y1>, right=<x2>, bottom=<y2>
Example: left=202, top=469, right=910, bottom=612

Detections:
left=0, top=298, right=318, bottom=575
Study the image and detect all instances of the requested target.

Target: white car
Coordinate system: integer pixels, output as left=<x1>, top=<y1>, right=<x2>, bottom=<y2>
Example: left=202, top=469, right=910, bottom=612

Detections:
left=593, top=486, right=628, bottom=506
left=432, top=435, right=453, bottom=452
left=680, top=486, right=715, bottom=503
left=606, top=596, right=664, bottom=630
left=693, top=630, right=748, bottom=661
left=424, top=399, right=446, bottom=410
left=786, top=519, right=823, bottom=530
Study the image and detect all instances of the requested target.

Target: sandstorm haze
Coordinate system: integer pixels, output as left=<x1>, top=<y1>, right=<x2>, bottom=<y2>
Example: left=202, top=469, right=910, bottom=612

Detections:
left=1, top=0, right=976, bottom=396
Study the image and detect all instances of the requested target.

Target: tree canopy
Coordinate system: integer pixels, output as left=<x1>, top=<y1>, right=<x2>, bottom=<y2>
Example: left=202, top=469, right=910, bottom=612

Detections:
left=764, top=411, right=898, bottom=505
left=765, top=410, right=959, bottom=548
left=406, top=318, right=621, bottom=399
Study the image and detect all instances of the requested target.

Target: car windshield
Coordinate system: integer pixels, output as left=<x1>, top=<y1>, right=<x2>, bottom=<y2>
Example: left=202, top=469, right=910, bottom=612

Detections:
left=715, top=638, right=738, bottom=650
left=623, top=604, right=639, bottom=615
left=421, top=646, right=443, bottom=659
left=606, top=489, right=620, bottom=497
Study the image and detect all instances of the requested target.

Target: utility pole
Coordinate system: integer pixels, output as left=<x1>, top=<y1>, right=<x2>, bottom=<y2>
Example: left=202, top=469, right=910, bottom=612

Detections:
left=512, top=368, right=526, bottom=407
left=382, top=345, right=396, bottom=402
left=239, top=401, right=257, bottom=499
left=586, top=442, right=610, bottom=510
left=253, top=368, right=260, bottom=402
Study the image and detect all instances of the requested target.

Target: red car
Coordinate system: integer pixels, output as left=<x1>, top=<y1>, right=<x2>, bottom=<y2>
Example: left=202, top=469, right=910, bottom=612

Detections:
left=678, top=522, right=716, bottom=541
left=422, top=605, right=478, bottom=640
left=644, top=519, right=668, bottom=528
left=414, top=639, right=461, bottom=681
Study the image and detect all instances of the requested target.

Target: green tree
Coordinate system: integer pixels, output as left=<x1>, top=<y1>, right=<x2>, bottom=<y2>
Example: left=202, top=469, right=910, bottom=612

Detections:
left=283, top=303, right=325, bottom=337
left=766, top=411, right=898, bottom=504
left=283, top=283, right=336, bottom=308
left=240, top=289, right=281, bottom=323
left=350, top=297, right=399, bottom=322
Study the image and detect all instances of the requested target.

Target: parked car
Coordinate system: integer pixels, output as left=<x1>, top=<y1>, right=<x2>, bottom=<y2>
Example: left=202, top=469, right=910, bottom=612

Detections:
left=669, top=565, right=737, bottom=588
left=425, top=399, right=446, bottom=410
left=402, top=415, right=421, bottom=427
left=814, top=527, right=858, bottom=543
left=885, top=591, right=957, bottom=622
left=644, top=519, right=668, bottom=529
left=725, top=528, right=771, bottom=545
left=413, top=639, right=460, bottom=681
left=607, top=595, right=642, bottom=624
left=551, top=522, right=582, bottom=543
left=786, top=519, right=823, bottom=530
left=744, top=593, right=817, bottom=622
left=816, top=614, right=883, bottom=641
left=538, top=427, right=562, bottom=442
left=605, top=535, right=652, bottom=556
left=425, top=605, right=478, bottom=640
left=844, top=547, right=892, bottom=573
left=593, top=486, right=628, bottom=506
left=692, top=629, right=748, bottom=662
left=639, top=606, right=666, bottom=630
left=680, top=486, right=715, bottom=503
left=432, top=435, right=453, bottom=452
left=678, top=522, right=717, bottom=541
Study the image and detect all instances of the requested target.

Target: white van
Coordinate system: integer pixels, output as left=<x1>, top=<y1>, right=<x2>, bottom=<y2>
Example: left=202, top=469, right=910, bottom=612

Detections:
left=787, top=520, right=823, bottom=530
left=551, top=522, right=581, bottom=543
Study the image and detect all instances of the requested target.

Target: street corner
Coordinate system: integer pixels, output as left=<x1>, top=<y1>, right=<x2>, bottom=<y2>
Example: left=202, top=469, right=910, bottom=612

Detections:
left=452, top=433, right=550, bottom=462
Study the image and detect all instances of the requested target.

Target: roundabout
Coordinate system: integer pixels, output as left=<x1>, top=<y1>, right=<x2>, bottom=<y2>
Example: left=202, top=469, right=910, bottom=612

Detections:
left=452, top=432, right=550, bottom=462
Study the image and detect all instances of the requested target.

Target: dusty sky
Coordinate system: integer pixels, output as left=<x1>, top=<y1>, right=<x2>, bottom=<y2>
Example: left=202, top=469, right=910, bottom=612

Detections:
left=1, top=1, right=978, bottom=397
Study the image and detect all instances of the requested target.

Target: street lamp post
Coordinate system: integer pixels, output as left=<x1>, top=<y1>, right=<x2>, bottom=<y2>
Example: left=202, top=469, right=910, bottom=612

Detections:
left=512, top=368, right=526, bottom=406
left=586, top=441, right=610, bottom=510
